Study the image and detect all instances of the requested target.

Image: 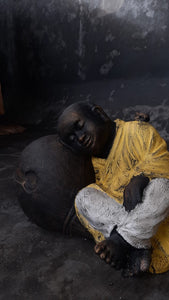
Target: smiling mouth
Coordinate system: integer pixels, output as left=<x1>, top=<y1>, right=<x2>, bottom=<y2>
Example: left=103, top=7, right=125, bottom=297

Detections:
left=81, top=136, right=93, bottom=149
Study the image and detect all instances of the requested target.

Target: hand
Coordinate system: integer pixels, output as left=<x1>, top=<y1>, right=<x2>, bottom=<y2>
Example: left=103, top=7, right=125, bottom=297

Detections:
left=123, top=175, right=149, bottom=212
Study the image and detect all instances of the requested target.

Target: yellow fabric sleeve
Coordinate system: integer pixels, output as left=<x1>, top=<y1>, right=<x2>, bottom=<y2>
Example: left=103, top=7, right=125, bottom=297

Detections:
left=92, top=120, right=169, bottom=203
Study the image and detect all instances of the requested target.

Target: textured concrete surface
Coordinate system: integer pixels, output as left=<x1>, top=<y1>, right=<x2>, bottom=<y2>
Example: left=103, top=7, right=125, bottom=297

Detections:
left=1, top=0, right=169, bottom=117
left=1, top=3, right=169, bottom=298
left=1, top=77, right=169, bottom=299
left=11, top=75, right=169, bottom=128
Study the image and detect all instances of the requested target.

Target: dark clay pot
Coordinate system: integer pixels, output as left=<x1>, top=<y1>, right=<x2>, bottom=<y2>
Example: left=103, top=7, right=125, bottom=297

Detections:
left=16, top=134, right=95, bottom=232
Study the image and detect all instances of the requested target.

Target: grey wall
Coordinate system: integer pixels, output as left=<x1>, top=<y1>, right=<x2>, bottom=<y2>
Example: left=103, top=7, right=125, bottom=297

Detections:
left=0, top=0, right=169, bottom=119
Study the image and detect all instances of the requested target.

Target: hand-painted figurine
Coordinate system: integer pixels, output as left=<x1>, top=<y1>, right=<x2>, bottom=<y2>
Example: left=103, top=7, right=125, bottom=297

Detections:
left=57, top=101, right=169, bottom=277
left=16, top=101, right=169, bottom=277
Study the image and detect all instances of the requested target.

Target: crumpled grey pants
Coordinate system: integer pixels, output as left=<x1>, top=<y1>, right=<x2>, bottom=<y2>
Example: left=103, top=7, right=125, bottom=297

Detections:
left=75, top=178, right=169, bottom=249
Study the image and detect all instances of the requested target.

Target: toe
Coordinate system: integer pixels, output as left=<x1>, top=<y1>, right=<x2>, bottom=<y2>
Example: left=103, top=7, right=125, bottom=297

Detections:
left=106, top=256, right=111, bottom=264
left=122, top=268, right=134, bottom=278
left=140, top=249, right=151, bottom=273
left=111, top=261, right=115, bottom=267
left=140, top=256, right=150, bottom=272
left=94, top=242, right=106, bottom=254
left=100, top=252, right=106, bottom=260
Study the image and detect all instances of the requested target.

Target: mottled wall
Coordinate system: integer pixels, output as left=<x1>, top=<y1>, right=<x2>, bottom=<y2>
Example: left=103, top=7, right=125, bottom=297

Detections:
left=0, top=0, right=169, bottom=118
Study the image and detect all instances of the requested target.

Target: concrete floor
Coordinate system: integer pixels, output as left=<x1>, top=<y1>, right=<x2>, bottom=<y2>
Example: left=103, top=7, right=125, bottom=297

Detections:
left=1, top=77, right=169, bottom=299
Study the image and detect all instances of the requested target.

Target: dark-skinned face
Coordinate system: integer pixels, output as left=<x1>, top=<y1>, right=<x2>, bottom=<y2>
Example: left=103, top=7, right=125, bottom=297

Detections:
left=57, top=102, right=112, bottom=156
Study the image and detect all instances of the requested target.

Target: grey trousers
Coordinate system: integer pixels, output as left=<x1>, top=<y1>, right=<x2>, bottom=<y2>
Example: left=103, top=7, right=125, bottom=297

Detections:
left=75, top=178, right=169, bottom=249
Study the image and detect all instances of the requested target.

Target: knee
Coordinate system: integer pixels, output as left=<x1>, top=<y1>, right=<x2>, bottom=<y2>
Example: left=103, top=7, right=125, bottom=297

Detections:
left=146, top=178, right=169, bottom=196
left=75, top=187, right=91, bottom=214
left=143, top=178, right=169, bottom=208
left=75, top=186, right=103, bottom=220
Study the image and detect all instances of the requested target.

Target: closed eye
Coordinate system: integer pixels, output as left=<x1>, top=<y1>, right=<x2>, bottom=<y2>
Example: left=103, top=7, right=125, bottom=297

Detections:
left=75, top=119, right=84, bottom=130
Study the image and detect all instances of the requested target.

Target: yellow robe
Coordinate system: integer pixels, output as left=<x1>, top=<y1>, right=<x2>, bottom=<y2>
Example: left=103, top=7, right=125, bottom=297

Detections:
left=76, top=120, right=169, bottom=274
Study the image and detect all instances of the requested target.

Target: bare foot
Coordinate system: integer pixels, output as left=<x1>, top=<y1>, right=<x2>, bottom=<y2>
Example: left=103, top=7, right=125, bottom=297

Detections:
left=94, top=228, right=151, bottom=277
left=94, top=228, right=131, bottom=270
left=123, top=248, right=151, bottom=277
left=94, top=239, right=117, bottom=264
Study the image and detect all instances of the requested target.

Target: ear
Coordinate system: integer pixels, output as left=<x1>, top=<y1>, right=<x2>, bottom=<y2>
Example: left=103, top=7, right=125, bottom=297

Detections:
left=91, top=105, right=110, bottom=122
